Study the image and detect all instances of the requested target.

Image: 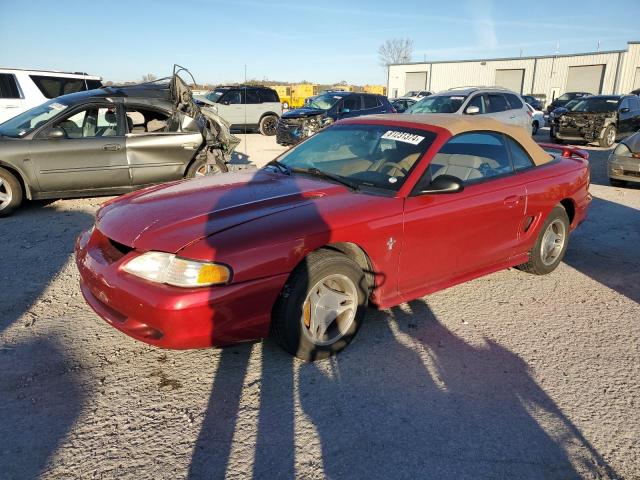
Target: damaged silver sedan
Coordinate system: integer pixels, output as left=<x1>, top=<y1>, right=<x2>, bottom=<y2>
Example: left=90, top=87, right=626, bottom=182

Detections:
left=0, top=66, right=240, bottom=216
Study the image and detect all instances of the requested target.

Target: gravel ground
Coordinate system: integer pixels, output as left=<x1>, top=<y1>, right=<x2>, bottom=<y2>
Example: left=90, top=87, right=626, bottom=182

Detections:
left=0, top=130, right=638, bottom=480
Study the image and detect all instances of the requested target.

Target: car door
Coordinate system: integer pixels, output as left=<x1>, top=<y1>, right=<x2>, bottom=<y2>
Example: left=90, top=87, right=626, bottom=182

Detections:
left=0, top=73, right=24, bottom=123
left=124, top=105, right=203, bottom=185
left=214, top=90, right=244, bottom=126
left=28, top=103, right=130, bottom=192
left=617, top=98, right=634, bottom=136
left=486, top=93, right=513, bottom=125
left=399, top=131, right=526, bottom=300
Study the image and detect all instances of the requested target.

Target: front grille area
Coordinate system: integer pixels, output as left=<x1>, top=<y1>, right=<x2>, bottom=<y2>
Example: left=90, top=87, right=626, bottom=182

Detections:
left=623, top=170, right=640, bottom=178
left=99, top=236, right=133, bottom=264
left=276, top=118, right=304, bottom=145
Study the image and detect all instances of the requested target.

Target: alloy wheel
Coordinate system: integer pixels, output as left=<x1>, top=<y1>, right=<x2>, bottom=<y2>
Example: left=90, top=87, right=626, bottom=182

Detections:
left=540, top=218, right=566, bottom=266
left=0, top=177, right=12, bottom=211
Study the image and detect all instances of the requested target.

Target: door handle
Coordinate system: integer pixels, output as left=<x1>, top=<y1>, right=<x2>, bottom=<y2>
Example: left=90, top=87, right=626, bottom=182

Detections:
left=504, top=195, right=521, bottom=207
left=102, top=144, right=121, bottom=151
left=181, top=143, right=198, bottom=150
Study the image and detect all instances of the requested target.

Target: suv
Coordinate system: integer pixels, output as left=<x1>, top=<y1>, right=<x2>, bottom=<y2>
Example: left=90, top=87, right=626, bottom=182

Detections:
left=406, top=87, right=532, bottom=134
left=545, top=92, right=591, bottom=115
left=0, top=68, right=102, bottom=123
left=551, top=95, right=640, bottom=147
left=276, top=91, right=394, bottom=146
left=195, top=85, right=282, bottom=135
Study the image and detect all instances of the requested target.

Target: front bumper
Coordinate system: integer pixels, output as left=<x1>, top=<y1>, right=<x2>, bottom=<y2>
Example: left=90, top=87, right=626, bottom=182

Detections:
left=75, top=228, right=288, bottom=349
left=276, top=118, right=305, bottom=146
left=608, top=156, right=640, bottom=183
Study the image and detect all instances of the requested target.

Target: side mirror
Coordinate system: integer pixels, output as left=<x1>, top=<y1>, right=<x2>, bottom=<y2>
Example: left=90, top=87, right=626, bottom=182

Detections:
left=620, top=107, right=630, bottom=113
left=418, top=174, right=464, bottom=195
left=465, top=105, right=480, bottom=115
left=47, top=127, right=66, bottom=139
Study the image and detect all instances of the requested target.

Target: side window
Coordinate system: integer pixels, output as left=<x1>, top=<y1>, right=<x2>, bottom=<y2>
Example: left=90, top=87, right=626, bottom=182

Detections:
left=487, top=94, right=509, bottom=113
left=125, top=107, right=171, bottom=133
left=29, top=76, right=88, bottom=99
left=466, top=94, right=486, bottom=113
left=505, top=136, right=535, bottom=171
left=258, top=89, right=279, bottom=103
left=54, top=106, right=119, bottom=138
left=0, top=73, right=21, bottom=99
left=363, top=95, right=378, bottom=109
left=630, top=96, right=640, bottom=111
left=620, top=98, right=631, bottom=110
left=222, top=90, right=242, bottom=104
left=504, top=93, right=523, bottom=109
left=244, top=89, right=260, bottom=104
left=342, top=95, right=361, bottom=111
left=420, top=132, right=513, bottom=185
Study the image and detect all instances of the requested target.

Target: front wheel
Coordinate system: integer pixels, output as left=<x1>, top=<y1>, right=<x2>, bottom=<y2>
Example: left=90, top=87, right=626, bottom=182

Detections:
left=259, top=115, right=278, bottom=136
left=0, top=167, right=23, bottom=217
left=271, top=250, right=369, bottom=361
left=599, top=125, right=616, bottom=148
left=517, top=205, right=570, bottom=275
left=185, top=152, right=228, bottom=178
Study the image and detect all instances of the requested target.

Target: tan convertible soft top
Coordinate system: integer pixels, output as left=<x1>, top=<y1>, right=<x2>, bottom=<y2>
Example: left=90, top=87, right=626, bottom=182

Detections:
left=356, top=113, right=553, bottom=166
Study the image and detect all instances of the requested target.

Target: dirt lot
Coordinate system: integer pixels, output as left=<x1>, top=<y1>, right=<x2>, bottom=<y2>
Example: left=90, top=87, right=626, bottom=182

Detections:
left=1, top=130, right=638, bottom=479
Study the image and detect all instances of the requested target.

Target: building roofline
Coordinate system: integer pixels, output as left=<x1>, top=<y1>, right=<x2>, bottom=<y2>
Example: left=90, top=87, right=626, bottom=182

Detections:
left=389, top=47, right=628, bottom=67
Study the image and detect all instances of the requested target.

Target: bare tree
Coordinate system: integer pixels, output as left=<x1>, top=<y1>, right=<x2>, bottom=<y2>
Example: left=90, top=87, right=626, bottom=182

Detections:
left=141, top=73, right=157, bottom=83
left=378, top=38, right=414, bottom=67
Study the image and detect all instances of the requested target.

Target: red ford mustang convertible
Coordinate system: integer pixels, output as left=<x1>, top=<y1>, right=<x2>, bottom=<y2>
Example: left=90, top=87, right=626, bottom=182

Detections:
left=75, top=114, right=591, bottom=360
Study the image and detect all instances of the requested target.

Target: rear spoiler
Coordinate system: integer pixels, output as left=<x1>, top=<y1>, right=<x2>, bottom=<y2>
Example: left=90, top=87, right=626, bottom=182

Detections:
left=538, top=143, right=589, bottom=161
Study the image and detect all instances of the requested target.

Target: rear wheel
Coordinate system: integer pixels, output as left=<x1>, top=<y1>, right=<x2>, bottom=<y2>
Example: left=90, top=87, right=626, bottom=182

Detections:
left=259, top=115, right=278, bottom=136
left=0, top=167, right=22, bottom=217
left=599, top=125, right=616, bottom=148
left=271, top=249, right=368, bottom=361
left=517, top=205, right=570, bottom=275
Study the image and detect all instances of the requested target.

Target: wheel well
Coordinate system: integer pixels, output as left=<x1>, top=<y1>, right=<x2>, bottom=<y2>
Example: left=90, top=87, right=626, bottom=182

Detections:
left=0, top=162, right=29, bottom=199
left=183, top=148, right=206, bottom=178
left=559, top=198, right=575, bottom=225
left=321, top=242, right=375, bottom=292
left=259, top=112, right=280, bottom=121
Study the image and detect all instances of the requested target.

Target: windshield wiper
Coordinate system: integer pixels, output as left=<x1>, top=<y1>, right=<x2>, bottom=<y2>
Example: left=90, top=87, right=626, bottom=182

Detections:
left=265, top=159, right=291, bottom=175
left=292, top=167, right=359, bottom=191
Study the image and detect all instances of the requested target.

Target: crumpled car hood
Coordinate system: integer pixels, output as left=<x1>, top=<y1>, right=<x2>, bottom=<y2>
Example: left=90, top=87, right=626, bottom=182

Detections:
left=282, top=107, right=326, bottom=119
left=96, top=171, right=340, bottom=253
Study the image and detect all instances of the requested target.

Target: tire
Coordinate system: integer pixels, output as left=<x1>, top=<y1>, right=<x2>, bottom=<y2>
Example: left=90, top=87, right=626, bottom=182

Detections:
left=517, top=205, right=570, bottom=275
left=609, top=178, right=627, bottom=187
left=532, top=120, right=539, bottom=135
left=259, top=115, right=278, bottom=136
left=185, top=151, right=228, bottom=178
left=599, top=124, right=616, bottom=148
left=271, top=249, right=369, bottom=361
left=0, top=167, right=23, bottom=217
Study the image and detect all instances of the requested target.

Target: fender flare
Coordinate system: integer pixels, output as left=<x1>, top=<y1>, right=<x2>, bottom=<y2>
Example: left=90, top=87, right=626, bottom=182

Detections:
left=0, top=160, right=32, bottom=199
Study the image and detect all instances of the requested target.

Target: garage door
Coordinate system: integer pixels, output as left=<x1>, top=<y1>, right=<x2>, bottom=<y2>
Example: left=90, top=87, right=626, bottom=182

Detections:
left=495, top=69, right=524, bottom=93
left=565, top=65, right=604, bottom=94
left=404, top=72, right=428, bottom=94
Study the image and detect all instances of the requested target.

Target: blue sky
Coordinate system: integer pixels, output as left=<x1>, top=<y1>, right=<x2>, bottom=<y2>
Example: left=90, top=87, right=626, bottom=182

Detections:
left=1, top=0, right=638, bottom=85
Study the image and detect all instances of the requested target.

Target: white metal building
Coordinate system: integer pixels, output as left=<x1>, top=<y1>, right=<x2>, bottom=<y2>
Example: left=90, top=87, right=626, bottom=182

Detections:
left=387, top=41, right=640, bottom=106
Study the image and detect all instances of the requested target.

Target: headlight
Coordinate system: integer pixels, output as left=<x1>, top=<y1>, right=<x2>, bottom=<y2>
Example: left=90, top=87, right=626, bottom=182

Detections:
left=122, top=251, right=231, bottom=287
left=612, top=143, right=633, bottom=158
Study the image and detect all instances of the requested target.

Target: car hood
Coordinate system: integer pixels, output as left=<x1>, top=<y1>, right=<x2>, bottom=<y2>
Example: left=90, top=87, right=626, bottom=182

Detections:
left=282, top=107, right=326, bottom=119
left=96, top=170, right=343, bottom=253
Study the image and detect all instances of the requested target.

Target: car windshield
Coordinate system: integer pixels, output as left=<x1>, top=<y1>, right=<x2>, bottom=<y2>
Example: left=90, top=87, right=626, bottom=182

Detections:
left=564, top=99, right=582, bottom=110
left=0, top=99, right=69, bottom=138
left=406, top=94, right=467, bottom=114
left=571, top=98, right=618, bottom=112
left=557, top=93, right=574, bottom=101
left=306, top=93, right=343, bottom=110
left=275, top=124, right=436, bottom=192
left=206, top=90, right=225, bottom=103
left=405, top=91, right=418, bottom=97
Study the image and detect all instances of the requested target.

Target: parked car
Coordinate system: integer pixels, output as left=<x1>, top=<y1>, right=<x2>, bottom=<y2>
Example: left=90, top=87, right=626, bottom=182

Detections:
left=547, top=97, right=585, bottom=135
left=526, top=103, right=545, bottom=135
left=406, top=87, right=532, bottom=134
left=276, top=91, right=394, bottom=146
left=0, top=68, right=102, bottom=124
left=545, top=92, right=591, bottom=115
left=551, top=95, right=640, bottom=147
left=522, top=95, right=543, bottom=111
left=0, top=73, right=239, bottom=216
left=608, top=131, right=640, bottom=187
left=403, top=90, right=432, bottom=101
left=75, top=114, right=591, bottom=361
left=390, top=98, right=416, bottom=113
left=194, top=85, right=282, bottom=136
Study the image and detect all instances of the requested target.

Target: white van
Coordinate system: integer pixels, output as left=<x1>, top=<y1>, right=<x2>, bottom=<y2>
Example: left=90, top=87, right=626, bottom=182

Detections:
left=0, top=68, right=102, bottom=123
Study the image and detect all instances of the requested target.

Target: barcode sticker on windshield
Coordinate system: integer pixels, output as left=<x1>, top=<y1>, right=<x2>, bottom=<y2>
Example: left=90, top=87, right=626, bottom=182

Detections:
left=382, top=130, right=425, bottom=145
left=49, top=102, right=66, bottom=110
